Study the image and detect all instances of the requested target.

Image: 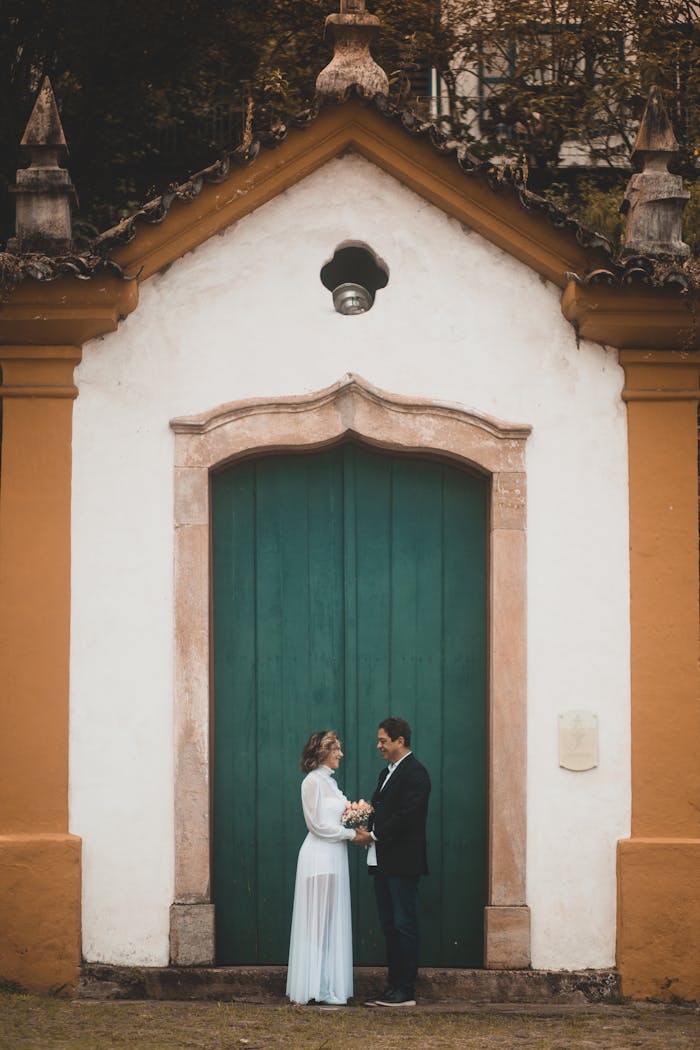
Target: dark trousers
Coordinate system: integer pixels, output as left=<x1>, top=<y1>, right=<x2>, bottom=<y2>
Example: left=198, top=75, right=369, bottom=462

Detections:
left=373, top=874, right=420, bottom=996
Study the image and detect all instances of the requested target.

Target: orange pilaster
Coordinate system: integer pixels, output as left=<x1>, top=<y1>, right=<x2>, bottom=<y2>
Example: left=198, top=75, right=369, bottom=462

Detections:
left=618, top=351, right=700, bottom=1000
left=0, top=346, right=82, bottom=993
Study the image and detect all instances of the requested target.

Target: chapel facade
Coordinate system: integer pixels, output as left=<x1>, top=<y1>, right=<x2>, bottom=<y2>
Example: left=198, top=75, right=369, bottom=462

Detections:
left=0, top=2, right=698, bottom=1002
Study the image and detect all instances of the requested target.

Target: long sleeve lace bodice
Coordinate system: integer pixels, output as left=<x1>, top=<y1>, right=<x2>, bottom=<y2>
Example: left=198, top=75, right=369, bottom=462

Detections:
left=301, top=767, right=356, bottom=842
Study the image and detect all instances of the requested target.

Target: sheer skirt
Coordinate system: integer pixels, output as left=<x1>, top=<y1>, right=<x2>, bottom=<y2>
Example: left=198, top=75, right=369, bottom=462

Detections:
left=286, top=835, right=353, bottom=1004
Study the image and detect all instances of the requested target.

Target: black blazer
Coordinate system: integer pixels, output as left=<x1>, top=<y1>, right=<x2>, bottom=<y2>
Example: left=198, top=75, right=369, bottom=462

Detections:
left=369, top=753, right=431, bottom=877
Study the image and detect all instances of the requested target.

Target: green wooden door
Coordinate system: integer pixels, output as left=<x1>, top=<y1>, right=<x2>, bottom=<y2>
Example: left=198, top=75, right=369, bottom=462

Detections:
left=212, top=443, right=487, bottom=966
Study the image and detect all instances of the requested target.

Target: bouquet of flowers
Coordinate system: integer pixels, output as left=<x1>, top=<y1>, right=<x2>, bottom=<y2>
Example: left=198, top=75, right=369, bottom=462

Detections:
left=341, top=799, right=373, bottom=829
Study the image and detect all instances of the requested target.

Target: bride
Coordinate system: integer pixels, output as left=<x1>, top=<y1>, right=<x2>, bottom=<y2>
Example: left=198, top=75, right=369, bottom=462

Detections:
left=286, top=730, right=371, bottom=1005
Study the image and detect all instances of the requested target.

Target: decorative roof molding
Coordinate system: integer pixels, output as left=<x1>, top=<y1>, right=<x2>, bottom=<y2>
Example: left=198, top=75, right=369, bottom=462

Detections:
left=2, top=91, right=697, bottom=354
left=566, top=256, right=690, bottom=292
left=92, top=91, right=615, bottom=263
left=0, top=249, right=130, bottom=286
left=561, top=279, right=698, bottom=351
left=0, top=272, right=139, bottom=346
left=5, top=90, right=610, bottom=289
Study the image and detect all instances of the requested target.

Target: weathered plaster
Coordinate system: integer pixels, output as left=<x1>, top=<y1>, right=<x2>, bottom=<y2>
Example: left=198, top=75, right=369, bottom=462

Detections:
left=70, top=152, right=630, bottom=968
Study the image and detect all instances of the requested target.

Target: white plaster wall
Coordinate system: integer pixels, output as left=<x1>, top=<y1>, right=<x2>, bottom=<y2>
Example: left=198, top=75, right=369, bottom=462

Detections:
left=70, top=152, right=630, bottom=967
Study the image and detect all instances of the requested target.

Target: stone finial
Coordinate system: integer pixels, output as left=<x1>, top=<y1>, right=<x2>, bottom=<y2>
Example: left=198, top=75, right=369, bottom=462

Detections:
left=315, top=0, right=389, bottom=100
left=9, top=77, right=78, bottom=253
left=621, top=86, right=689, bottom=260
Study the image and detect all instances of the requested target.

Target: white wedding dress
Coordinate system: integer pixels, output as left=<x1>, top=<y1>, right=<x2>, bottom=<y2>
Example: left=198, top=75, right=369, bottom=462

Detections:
left=286, top=765, right=355, bottom=1004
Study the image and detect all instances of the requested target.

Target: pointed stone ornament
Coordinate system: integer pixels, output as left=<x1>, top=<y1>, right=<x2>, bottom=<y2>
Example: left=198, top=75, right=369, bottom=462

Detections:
left=315, top=0, right=389, bottom=101
left=20, top=75, right=69, bottom=152
left=621, top=86, right=689, bottom=260
left=9, top=76, right=78, bottom=253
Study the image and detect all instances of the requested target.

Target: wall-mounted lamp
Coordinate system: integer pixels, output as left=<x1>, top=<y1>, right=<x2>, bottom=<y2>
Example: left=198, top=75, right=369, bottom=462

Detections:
left=332, top=282, right=372, bottom=315
left=320, top=243, right=389, bottom=315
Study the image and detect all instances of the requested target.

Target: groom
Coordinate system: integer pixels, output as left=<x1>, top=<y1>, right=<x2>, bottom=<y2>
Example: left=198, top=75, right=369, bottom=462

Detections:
left=366, top=717, right=431, bottom=1007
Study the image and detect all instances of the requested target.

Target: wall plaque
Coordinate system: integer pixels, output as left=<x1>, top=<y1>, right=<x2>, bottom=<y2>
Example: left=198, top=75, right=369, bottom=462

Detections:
left=558, top=710, right=598, bottom=771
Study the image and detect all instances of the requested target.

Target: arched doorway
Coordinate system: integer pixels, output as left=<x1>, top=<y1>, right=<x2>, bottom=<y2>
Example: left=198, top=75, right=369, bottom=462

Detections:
left=169, top=374, right=531, bottom=969
left=211, top=443, right=488, bottom=965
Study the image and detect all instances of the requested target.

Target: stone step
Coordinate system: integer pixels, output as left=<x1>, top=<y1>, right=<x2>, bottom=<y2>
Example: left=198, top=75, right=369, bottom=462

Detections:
left=79, top=965, right=621, bottom=1005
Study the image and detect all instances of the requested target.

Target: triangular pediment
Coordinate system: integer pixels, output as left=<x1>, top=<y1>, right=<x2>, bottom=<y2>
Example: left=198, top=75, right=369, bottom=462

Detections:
left=106, top=99, right=611, bottom=289
left=3, top=97, right=696, bottom=352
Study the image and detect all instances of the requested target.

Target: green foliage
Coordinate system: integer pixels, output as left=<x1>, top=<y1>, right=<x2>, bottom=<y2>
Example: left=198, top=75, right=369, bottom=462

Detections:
left=0, top=1, right=333, bottom=237
left=1, top=0, right=698, bottom=252
left=543, top=176, right=626, bottom=246
left=437, top=1, right=700, bottom=180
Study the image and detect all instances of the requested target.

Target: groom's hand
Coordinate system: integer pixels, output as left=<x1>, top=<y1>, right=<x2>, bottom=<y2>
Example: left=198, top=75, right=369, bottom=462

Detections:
left=353, top=828, right=372, bottom=846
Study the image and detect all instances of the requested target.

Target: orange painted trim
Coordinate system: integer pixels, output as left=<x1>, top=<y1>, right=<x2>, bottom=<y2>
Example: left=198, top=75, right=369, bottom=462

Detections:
left=621, top=350, right=699, bottom=838
left=561, top=280, right=699, bottom=351
left=619, top=350, right=700, bottom=393
left=617, top=838, right=700, bottom=1001
left=0, top=340, right=83, bottom=993
left=0, top=833, right=81, bottom=994
left=0, top=393, right=75, bottom=829
left=0, top=275, right=139, bottom=347
left=1, top=344, right=82, bottom=398
left=109, top=101, right=608, bottom=288
left=621, top=390, right=699, bottom=401
left=0, top=386, right=77, bottom=398
left=617, top=350, right=700, bottom=999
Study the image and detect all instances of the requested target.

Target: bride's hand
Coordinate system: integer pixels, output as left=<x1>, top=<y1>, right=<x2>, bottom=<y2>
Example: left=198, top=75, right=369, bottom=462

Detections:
left=353, top=828, right=372, bottom=846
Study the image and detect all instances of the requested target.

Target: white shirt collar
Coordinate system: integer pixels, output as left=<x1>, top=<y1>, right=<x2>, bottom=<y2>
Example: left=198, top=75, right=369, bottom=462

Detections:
left=387, top=750, right=412, bottom=773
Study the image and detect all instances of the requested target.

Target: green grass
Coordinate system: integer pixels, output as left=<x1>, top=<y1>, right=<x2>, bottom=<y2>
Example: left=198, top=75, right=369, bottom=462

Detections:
left=1, top=992, right=699, bottom=1050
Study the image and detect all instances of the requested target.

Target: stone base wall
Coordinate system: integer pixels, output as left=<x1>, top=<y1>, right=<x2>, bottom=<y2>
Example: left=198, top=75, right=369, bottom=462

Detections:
left=79, top=963, right=623, bottom=1004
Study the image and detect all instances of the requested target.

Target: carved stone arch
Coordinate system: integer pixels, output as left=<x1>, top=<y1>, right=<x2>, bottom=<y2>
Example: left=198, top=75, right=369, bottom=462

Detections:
left=169, top=374, right=531, bottom=968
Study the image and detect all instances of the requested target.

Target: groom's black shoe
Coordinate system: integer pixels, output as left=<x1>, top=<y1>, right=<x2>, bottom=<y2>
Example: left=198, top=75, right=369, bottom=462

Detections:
left=374, top=989, right=416, bottom=1007
left=364, top=987, right=395, bottom=1007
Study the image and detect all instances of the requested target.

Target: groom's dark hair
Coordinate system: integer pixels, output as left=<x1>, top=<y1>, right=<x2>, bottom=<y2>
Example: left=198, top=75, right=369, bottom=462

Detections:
left=379, top=717, right=411, bottom=747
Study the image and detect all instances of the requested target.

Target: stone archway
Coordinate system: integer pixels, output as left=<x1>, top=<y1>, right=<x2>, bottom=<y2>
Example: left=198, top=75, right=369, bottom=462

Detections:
left=169, top=373, right=531, bottom=968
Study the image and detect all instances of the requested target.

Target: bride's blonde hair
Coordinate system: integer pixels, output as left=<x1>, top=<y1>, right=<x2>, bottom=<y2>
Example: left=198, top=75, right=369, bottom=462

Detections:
left=300, top=730, right=340, bottom=772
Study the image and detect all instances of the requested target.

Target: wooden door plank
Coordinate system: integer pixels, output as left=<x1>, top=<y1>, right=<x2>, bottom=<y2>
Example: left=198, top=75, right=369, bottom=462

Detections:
left=350, top=447, right=393, bottom=961
left=212, top=464, right=259, bottom=960
left=441, top=471, right=488, bottom=965
left=389, top=458, right=445, bottom=964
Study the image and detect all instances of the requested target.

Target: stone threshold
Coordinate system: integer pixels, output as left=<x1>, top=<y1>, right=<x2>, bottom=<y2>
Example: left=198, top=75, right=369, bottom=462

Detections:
left=79, top=965, right=622, bottom=1005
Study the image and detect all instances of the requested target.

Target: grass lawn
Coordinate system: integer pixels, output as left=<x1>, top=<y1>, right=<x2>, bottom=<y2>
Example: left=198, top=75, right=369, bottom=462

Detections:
left=1, top=992, right=699, bottom=1050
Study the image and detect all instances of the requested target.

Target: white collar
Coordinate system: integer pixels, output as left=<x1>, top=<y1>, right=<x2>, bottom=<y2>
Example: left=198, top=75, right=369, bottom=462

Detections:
left=387, top=750, right=411, bottom=773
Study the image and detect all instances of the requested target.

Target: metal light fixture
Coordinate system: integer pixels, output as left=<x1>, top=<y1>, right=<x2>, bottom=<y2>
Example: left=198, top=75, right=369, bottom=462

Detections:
left=332, top=282, right=373, bottom=315
left=321, top=243, right=389, bottom=316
